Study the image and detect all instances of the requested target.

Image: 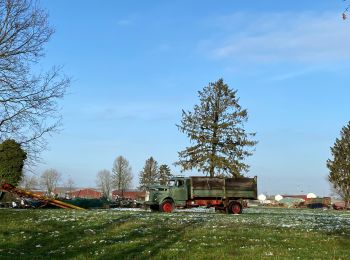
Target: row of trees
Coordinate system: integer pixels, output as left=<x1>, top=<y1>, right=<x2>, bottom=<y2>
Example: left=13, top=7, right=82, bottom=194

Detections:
left=0, top=139, right=174, bottom=197
left=95, top=156, right=133, bottom=198
left=20, top=169, right=75, bottom=195
left=139, top=157, right=172, bottom=190
left=96, top=156, right=173, bottom=197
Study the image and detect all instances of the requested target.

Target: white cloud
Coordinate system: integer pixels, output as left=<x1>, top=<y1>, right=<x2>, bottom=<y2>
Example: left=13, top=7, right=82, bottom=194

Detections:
left=202, top=12, right=350, bottom=65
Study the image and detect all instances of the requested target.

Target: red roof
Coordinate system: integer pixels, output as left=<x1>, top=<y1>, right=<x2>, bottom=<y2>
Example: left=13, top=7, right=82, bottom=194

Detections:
left=70, top=189, right=102, bottom=199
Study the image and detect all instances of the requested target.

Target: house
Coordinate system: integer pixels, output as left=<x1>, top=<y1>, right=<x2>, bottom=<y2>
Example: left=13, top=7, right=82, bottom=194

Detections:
left=69, top=188, right=102, bottom=199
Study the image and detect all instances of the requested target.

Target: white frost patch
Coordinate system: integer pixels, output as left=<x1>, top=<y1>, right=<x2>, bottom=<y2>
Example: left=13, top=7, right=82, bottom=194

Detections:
left=111, top=208, right=147, bottom=212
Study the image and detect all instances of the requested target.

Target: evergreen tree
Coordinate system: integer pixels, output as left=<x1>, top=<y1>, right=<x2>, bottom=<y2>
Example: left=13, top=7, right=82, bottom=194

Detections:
left=176, top=79, right=257, bottom=177
left=112, top=156, right=133, bottom=197
left=0, top=139, right=27, bottom=185
left=327, top=121, right=350, bottom=208
left=158, top=164, right=172, bottom=185
left=139, top=157, right=159, bottom=190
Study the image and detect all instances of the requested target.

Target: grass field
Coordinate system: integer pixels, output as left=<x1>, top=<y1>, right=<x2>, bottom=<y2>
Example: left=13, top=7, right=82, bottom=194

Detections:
left=0, top=207, right=350, bottom=259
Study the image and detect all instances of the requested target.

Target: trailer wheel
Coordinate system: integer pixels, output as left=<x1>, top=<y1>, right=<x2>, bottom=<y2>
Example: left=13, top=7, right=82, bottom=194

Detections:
left=161, top=199, right=174, bottom=213
left=229, top=201, right=242, bottom=214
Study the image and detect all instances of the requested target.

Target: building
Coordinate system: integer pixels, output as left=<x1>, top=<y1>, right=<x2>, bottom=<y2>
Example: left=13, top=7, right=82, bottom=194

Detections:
left=69, top=188, right=102, bottom=199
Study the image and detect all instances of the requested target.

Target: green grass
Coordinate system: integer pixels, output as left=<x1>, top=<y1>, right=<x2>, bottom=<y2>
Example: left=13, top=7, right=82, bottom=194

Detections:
left=0, top=207, right=350, bottom=259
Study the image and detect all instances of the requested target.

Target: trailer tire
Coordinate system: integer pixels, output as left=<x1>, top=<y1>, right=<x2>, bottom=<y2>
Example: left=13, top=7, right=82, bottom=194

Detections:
left=161, top=199, right=174, bottom=213
left=229, top=201, right=242, bottom=214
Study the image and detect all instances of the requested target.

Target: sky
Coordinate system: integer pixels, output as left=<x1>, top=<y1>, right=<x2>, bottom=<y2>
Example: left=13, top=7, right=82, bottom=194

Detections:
left=31, top=0, right=350, bottom=196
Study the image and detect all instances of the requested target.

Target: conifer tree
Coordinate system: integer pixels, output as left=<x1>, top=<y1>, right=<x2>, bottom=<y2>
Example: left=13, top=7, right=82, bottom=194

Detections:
left=139, top=157, right=159, bottom=190
left=176, top=79, right=257, bottom=177
left=0, top=139, right=27, bottom=185
left=158, top=164, right=172, bottom=185
left=327, top=121, right=350, bottom=208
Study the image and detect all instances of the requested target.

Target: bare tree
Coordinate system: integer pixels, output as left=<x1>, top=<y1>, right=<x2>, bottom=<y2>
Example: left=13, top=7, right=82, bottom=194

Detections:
left=0, top=0, right=70, bottom=163
left=20, top=173, right=38, bottom=190
left=96, top=169, right=112, bottom=199
left=112, top=156, right=133, bottom=197
left=64, top=177, right=75, bottom=195
left=40, top=168, right=61, bottom=196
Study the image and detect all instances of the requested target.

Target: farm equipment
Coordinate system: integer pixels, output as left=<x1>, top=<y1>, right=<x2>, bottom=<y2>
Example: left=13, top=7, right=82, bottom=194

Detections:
left=305, top=197, right=331, bottom=209
left=144, top=176, right=257, bottom=214
left=0, top=182, right=85, bottom=210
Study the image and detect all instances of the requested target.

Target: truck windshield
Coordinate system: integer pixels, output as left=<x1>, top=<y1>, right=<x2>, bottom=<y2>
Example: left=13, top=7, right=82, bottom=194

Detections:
left=168, top=180, right=175, bottom=187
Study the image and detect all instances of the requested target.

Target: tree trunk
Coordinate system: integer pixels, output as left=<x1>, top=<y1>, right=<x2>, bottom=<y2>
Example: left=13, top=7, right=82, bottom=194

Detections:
left=210, top=126, right=218, bottom=178
left=210, top=88, right=221, bottom=178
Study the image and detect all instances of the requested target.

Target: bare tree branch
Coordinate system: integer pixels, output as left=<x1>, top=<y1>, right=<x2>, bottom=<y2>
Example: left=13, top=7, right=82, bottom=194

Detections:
left=343, top=0, right=350, bottom=20
left=0, top=0, right=70, bottom=165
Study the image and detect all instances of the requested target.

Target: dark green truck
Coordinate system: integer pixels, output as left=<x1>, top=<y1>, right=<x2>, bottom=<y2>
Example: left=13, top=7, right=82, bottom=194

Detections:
left=144, top=176, right=257, bottom=214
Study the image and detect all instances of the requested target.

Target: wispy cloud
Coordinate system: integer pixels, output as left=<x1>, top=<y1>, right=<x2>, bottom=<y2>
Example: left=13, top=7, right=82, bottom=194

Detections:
left=81, top=101, right=179, bottom=121
left=201, top=12, right=350, bottom=65
left=117, top=19, right=132, bottom=26
left=266, top=67, right=321, bottom=81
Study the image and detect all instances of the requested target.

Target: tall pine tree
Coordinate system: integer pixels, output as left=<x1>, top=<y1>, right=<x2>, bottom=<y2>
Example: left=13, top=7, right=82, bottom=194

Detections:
left=327, top=121, right=350, bottom=208
left=139, top=157, right=159, bottom=190
left=176, top=79, right=257, bottom=177
left=158, top=164, right=172, bottom=185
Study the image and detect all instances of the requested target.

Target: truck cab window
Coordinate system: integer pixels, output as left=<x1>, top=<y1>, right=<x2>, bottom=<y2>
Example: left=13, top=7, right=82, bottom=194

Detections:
left=177, top=180, right=184, bottom=187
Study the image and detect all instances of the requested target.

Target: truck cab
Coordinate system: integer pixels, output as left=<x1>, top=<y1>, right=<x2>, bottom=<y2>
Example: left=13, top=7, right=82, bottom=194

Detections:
left=144, top=177, right=188, bottom=212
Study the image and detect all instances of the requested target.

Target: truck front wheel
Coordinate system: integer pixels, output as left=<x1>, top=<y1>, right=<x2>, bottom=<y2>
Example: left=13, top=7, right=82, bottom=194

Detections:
left=229, top=201, right=242, bottom=214
left=161, top=199, right=174, bottom=213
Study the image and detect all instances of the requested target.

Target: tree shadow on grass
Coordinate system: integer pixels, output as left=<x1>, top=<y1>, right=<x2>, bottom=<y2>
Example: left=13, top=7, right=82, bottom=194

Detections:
left=0, top=211, right=201, bottom=259
left=0, top=212, right=139, bottom=259
left=96, top=216, right=198, bottom=259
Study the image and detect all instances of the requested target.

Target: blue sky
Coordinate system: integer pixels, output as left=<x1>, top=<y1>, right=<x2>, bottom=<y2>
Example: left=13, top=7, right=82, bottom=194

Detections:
left=33, top=0, right=350, bottom=196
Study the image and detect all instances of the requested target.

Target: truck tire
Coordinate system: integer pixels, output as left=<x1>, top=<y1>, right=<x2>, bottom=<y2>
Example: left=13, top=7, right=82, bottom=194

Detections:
left=161, top=199, right=174, bottom=213
left=229, top=201, right=242, bottom=214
